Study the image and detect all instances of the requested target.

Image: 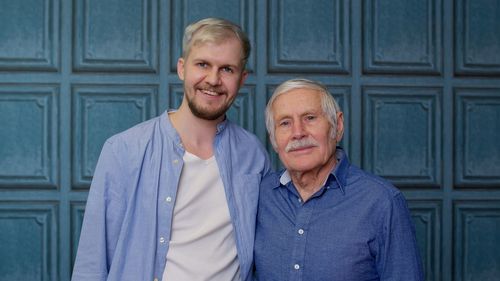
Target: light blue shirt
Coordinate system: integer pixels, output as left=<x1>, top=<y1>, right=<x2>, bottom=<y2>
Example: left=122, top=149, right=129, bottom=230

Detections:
left=72, top=111, right=271, bottom=281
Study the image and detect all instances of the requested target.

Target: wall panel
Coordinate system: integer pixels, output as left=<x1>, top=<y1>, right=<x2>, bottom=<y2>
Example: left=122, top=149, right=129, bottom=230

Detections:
left=409, top=201, right=442, bottom=281
left=0, top=202, right=58, bottom=281
left=455, top=88, right=500, bottom=187
left=363, top=87, right=442, bottom=187
left=0, top=0, right=59, bottom=71
left=0, top=85, right=58, bottom=188
left=72, top=85, right=157, bottom=188
left=73, top=0, right=158, bottom=72
left=70, top=202, right=86, bottom=269
left=268, top=0, right=349, bottom=73
left=454, top=201, right=500, bottom=281
left=455, top=0, right=500, bottom=75
left=363, top=0, right=441, bottom=74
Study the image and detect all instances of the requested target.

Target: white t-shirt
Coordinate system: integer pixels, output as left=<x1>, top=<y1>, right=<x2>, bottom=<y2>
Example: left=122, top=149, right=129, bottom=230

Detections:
left=163, top=151, right=240, bottom=281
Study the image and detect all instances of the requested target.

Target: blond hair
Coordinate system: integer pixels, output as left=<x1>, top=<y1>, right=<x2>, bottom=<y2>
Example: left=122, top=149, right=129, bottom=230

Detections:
left=182, top=18, right=251, bottom=68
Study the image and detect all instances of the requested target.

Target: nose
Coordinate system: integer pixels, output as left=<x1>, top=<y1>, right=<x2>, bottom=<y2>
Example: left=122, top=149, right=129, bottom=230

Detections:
left=205, top=69, right=221, bottom=86
left=291, top=120, right=306, bottom=139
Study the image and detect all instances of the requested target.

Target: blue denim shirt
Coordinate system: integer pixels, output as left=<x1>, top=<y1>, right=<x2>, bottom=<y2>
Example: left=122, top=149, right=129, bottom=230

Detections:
left=72, top=111, right=271, bottom=281
left=254, top=148, right=423, bottom=281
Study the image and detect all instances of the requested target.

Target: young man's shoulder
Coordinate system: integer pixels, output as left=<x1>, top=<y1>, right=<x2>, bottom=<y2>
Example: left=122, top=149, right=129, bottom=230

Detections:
left=225, top=121, right=263, bottom=146
left=106, top=115, right=163, bottom=145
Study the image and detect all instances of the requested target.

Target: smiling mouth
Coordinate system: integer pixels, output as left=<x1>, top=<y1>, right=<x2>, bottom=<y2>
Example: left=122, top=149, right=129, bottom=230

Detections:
left=199, top=88, right=224, bottom=97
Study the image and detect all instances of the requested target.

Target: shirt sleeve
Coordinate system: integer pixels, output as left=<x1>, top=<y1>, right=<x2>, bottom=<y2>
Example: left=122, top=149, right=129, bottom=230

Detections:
left=71, top=139, right=126, bottom=281
left=376, top=192, right=425, bottom=281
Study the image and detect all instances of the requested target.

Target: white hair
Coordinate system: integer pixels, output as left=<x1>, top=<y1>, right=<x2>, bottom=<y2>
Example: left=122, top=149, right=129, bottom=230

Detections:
left=265, top=78, right=342, bottom=149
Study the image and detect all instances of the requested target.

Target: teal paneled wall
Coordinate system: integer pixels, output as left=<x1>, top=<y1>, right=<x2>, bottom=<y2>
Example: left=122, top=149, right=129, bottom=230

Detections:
left=1, top=0, right=500, bottom=280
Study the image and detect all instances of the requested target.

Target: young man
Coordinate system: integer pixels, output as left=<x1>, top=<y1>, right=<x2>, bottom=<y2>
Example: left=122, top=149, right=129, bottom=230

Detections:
left=72, top=18, right=271, bottom=281
left=254, top=78, right=423, bottom=281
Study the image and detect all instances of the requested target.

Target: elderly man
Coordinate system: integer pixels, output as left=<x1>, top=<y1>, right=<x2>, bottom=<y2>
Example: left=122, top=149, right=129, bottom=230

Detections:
left=254, top=79, right=423, bottom=281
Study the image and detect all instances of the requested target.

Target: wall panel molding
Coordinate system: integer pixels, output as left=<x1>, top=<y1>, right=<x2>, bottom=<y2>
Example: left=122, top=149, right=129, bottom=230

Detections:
left=72, top=85, right=157, bottom=188
left=0, top=0, right=59, bottom=71
left=70, top=202, right=86, bottom=269
left=408, top=200, right=442, bottom=281
left=73, top=0, right=158, bottom=72
left=363, top=0, right=442, bottom=74
left=0, top=85, right=58, bottom=188
left=363, top=87, right=442, bottom=187
left=455, top=88, right=500, bottom=187
left=0, top=202, right=58, bottom=281
left=267, top=0, right=350, bottom=73
left=454, top=201, right=500, bottom=281
left=455, top=0, right=500, bottom=75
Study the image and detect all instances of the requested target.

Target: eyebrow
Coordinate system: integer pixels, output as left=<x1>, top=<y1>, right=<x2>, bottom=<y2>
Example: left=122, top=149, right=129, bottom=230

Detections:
left=220, top=63, right=241, bottom=70
left=274, top=108, right=321, bottom=120
left=191, top=57, right=241, bottom=68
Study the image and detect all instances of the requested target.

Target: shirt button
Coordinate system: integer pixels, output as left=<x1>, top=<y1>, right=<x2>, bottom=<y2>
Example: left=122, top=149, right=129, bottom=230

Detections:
left=159, top=237, right=165, bottom=243
left=298, top=229, right=304, bottom=235
left=165, top=196, right=172, bottom=203
left=173, top=159, right=179, bottom=164
left=294, top=264, right=300, bottom=270
left=154, top=278, right=158, bottom=281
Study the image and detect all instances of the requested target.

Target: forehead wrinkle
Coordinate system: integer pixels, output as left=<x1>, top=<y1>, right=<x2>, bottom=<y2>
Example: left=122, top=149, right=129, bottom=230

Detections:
left=272, top=89, right=323, bottom=120
left=273, top=105, right=322, bottom=120
left=188, top=40, right=244, bottom=69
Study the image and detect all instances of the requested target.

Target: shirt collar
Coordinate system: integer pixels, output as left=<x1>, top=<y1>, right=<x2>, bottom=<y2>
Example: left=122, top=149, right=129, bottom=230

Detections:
left=161, top=110, right=183, bottom=150
left=279, top=170, right=292, bottom=185
left=216, top=117, right=228, bottom=134
left=276, top=147, right=350, bottom=195
left=332, top=147, right=349, bottom=194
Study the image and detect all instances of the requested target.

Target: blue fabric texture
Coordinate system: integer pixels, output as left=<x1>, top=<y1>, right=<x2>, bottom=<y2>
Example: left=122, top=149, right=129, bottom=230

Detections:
left=72, top=110, right=271, bottom=281
left=254, top=148, right=423, bottom=281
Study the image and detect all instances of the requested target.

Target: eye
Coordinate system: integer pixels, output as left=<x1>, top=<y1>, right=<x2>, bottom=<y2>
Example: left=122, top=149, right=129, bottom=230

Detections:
left=196, top=62, right=208, bottom=68
left=279, top=120, right=290, bottom=127
left=305, top=115, right=316, bottom=121
left=221, top=66, right=234, bottom=73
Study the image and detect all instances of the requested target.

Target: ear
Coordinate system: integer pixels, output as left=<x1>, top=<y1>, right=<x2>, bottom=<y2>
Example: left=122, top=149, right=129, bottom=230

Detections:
left=177, top=58, right=185, bottom=81
left=335, top=112, right=344, bottom=142
left=239, top=70, right=249, bottom=87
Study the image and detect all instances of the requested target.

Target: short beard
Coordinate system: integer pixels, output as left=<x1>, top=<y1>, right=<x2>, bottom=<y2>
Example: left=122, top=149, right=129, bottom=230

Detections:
left=187, top=97, right=229, bottom=121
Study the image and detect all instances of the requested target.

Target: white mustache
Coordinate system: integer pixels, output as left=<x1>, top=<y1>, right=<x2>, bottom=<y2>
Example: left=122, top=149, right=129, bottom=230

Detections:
left=285, top=138, right=319, bottom=152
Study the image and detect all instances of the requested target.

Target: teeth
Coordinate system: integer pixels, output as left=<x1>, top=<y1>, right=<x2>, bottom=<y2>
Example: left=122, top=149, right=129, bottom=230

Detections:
left=202, top=90, right=218, bottom=96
